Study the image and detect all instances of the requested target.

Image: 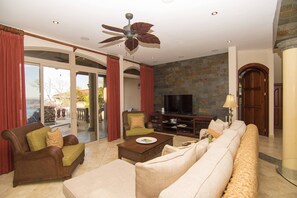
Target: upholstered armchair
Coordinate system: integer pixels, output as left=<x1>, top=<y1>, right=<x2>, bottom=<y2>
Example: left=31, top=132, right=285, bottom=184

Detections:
left=1, top=122, right=85, bottom=187
left=122, top=111, right=154, bottom=139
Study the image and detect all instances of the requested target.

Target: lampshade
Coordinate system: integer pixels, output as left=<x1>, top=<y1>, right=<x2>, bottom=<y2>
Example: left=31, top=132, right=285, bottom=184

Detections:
left=223, top=94, right=238, bottom=108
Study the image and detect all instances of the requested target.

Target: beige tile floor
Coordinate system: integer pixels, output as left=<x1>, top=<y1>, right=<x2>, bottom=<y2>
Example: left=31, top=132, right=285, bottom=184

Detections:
left=1, top=131, right=297, bottom=198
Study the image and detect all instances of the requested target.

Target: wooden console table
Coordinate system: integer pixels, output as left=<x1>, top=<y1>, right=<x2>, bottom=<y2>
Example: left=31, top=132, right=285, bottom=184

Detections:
left=150, top=113, right=216, bottom=138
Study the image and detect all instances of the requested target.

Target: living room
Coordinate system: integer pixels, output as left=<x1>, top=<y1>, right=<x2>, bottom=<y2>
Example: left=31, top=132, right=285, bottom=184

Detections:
left=1, top=0, right=297, bottom=197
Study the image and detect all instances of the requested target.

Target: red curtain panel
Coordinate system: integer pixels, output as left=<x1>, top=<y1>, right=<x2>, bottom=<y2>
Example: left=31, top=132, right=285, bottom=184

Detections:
left=140, top=65, right=154, bottom=118
left=0, top=30, right=26, bottom=174
left=106, top=56, right=120, bottom=141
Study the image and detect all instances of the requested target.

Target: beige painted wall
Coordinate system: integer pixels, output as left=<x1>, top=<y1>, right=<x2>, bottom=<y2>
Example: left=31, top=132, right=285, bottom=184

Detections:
left=124, top=78, right=140, bottom=111
left=274, top=53, right=282, bottom=83
left=237, top=49, right=274, bottom=137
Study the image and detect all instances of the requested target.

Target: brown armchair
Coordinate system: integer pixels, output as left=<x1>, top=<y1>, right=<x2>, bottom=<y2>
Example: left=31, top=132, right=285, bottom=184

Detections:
left=1, top=122, right=85, bottom=187
left=122, top=111, right=154, bottom=139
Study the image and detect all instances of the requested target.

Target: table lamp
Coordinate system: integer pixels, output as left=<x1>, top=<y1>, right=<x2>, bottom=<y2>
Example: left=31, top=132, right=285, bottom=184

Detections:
left=223, top=94, right=238, bottom=125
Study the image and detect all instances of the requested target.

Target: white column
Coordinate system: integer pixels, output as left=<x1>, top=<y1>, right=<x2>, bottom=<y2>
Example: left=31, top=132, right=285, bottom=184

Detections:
left=277, top=38, right=297, bottom=182
left=119, top=55, right=124, bottom=137
left=228, top=46, right=238, bottom=121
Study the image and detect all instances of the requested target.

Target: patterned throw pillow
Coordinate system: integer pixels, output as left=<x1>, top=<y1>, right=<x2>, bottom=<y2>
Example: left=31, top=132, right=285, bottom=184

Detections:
left=130, top=115, right=145, bottom=129
left=46, top=128, right=63, bottom=148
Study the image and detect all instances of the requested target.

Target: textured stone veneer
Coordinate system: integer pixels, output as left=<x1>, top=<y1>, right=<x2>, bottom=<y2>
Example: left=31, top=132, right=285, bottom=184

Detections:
left=154, top=53, right=229, bottom=120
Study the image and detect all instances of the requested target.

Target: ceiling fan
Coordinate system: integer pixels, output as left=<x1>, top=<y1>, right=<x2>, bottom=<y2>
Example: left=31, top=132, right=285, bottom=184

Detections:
left=99, top=13, right=160, bottom=51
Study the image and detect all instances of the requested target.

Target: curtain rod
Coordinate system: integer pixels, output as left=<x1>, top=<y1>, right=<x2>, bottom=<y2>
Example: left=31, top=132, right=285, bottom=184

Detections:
left=24, top=31, right=141, bottom=65
left=0, top=24, right=24, bottom=35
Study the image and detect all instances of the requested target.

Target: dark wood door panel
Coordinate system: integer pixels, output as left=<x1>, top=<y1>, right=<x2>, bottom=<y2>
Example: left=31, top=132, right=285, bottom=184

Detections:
left=274, top=83, right=283, bottom=129
left=240, top=65, right=268, bottom=136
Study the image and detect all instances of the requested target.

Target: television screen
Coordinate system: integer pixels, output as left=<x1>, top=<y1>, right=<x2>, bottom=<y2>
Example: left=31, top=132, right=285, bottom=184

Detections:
left=164, top=95, right=192, bottom=114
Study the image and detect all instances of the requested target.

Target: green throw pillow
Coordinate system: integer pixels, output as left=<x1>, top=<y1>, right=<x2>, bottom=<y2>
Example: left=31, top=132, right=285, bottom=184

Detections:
left=26, top=126, right=51, bottom=151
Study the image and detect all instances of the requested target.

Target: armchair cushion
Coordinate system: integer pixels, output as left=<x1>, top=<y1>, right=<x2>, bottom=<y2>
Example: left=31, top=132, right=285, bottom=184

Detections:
left=130, top=115, right=145, bottom=129
left=126, top=128, right=153, bottom=137
left=62, top=143, right=85, bottom=166
left=26, top=126, right=51, bottom=151
left=46, top=128, right=63, bottom=148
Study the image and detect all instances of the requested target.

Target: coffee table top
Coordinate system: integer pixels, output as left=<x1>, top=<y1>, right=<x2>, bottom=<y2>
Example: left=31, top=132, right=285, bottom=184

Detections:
left=117, top=133, right=173, bottom=154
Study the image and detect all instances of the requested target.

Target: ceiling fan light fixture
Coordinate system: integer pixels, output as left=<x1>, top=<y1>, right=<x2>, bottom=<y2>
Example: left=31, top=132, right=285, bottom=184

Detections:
left=227, top=40, right=232, bottom=43
left=211, top=11, right=218, bottom=16
left=100, top=13, right=160, bottom=52
left=52, top=20, right=60, bottom=24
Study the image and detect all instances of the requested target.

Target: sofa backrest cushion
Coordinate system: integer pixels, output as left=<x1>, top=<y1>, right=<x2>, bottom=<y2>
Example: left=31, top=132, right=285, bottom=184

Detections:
left=208, top=129, right=240, bottom=159
left=135, top=144, right=197, bottom=198
left=229, top=120, right=246, bottom=138
left=26, top=126, right=51, bottom=151
left=159, top=147, right=233, bottom=198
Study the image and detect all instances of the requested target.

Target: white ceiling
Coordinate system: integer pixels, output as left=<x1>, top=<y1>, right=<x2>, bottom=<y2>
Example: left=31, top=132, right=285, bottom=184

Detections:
left=0, top=0, right=278, bottom=65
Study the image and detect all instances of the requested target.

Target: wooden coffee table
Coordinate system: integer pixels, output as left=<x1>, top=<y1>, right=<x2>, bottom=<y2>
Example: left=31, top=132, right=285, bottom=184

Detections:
left=117, top=133, right=173, bottom=162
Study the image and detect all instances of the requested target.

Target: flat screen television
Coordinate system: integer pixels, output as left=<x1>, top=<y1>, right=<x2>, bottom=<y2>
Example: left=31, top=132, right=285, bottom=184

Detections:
left=164, top=95, right=193, bottom=114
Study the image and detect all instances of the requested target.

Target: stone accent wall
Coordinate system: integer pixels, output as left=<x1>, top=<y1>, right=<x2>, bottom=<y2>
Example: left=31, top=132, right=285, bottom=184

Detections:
left=154, top=53, right=229, bottom=120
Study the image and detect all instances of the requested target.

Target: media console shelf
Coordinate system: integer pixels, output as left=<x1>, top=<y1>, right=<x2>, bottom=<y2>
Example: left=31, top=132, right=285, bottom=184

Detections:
left=150, top=113, right=216, bottom=138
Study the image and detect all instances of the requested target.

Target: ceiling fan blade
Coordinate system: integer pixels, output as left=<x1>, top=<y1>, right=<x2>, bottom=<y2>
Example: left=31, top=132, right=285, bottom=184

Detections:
left=102, top=24, right=124, bottom=33
left=131, top=22, right=153, bottom=35
left=137, top=33, right=160, bottom=44
left=125, top=38, right=139, bottom=51
left=99, top=36, right=124, bottom=43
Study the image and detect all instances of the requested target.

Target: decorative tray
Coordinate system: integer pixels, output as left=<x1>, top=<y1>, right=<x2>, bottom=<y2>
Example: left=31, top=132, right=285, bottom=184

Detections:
left=136, top=137, right=157, bottom=144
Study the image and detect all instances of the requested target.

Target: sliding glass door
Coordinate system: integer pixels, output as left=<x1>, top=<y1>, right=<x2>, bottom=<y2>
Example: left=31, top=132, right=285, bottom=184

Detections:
left=76, top=72, right=98, bottom=143
left=25, top=49, right=107, bottom=142
left=43, top=67, right=71, bottom=135
left=25, top=63, right=41, bottom=124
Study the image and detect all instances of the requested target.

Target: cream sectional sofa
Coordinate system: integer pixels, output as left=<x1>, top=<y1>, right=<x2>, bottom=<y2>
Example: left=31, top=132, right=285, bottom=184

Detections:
left=63, top=121, right=259, bottom=198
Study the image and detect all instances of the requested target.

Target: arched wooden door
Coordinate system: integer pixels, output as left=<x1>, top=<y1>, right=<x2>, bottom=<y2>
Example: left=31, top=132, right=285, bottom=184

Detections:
left=239, top=63, right=269, bottom=136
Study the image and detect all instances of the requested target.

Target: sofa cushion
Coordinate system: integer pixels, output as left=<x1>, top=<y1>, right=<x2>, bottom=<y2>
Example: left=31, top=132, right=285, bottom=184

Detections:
left=135, top=145, right=197, bottom=198
left=63, top=159, right=135, bottom=198
left=130, top=115, right=145, bottom=129
left=162, top=138, right=208, bottom=161
left=62, top=143, right=85, bottom=166
left=216, top=118, right=229, bottom=129
left=161, top=144, right=180, bottom=155
left=26, top=126, right=51, bottom=151
left=208, top=129, right=240, bottom=159
left=159, top=147, right=233, bottom=198
left=230, top=120, right=246, bottom=138
left=46, top=128, right=63, bottom=148
left=208, top=119, right=224, bottom=134
left=126, top=128, right=153, bottom=137
left=223, top=124, right=259, bottom=198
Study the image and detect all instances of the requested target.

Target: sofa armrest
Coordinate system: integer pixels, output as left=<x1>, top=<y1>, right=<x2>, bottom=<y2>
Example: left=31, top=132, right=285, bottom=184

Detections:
left=63, top=134, right=79, bottom=146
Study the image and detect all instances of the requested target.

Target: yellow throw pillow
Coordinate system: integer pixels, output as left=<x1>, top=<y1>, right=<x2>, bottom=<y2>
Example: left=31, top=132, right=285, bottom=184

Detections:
left=130, top=115, right=145, bottom=129
left=46, top=128, right=63, bottom=148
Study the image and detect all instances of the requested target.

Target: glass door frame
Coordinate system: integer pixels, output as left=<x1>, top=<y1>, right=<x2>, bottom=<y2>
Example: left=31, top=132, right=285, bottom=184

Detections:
left=25, top=48, right=106, bottom=141
left=71, top=64, right=105, bottom=140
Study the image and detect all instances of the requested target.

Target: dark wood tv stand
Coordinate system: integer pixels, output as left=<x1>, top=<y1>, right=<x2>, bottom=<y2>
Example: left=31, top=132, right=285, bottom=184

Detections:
left=150, top=113, right=216, bottom=138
